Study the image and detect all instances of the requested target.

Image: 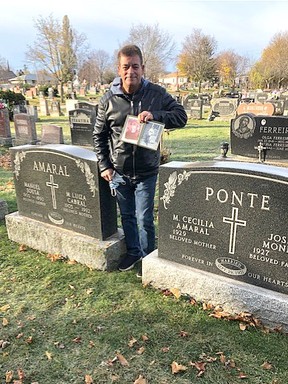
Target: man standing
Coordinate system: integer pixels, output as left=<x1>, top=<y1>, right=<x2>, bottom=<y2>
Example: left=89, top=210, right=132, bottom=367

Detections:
left=93, top=44, right=187, bottom=272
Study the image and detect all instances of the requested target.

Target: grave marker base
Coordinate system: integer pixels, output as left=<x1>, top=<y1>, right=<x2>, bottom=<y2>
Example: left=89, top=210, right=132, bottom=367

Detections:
left=143, top=251, right=288, bottom=331
left=5, top=212, right=126, bottom=271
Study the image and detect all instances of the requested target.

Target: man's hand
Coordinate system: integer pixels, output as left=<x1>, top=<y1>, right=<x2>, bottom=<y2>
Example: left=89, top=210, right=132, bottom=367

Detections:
left=138, top=111, right=154, bottom=123
left=101, top=168, right=114, bottom=182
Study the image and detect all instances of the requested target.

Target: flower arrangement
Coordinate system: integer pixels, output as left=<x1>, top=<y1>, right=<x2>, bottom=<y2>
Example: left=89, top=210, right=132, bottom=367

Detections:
left=0, top=101, right=8, bottom=109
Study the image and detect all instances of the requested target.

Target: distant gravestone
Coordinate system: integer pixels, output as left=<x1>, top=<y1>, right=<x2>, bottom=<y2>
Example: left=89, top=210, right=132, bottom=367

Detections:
left=182, top=95, right=197, bottom=118
left=158, top=160, right=288, bottom=295
left=0, top=108, right=12, bottom=146
left=39, top=98, right=50, bottom=116
left=0, top=199, right=8, bottom=220
left=237, top=102, right=275, bottom=116
left=41, top=124, right=64, bottom=144
left=9, top=144, right=117, bottom=240
left=255, top=92, right=269, bottom=103
left=69, top=108, right=95, bottom=147
left=26, top=105, right=39, bottom=121
left=75, top=101, right=98, bottom=116
left=49, top=101, right=62, bottom=116
left=230, top=114, right=288, bottom=159
left=190, top=99, right=203, bottom=119
left=268, top=99, right=285, bottom=115
left=211, top=98, right=238, bottom=120
left=13, top=113, right=38, bottom=146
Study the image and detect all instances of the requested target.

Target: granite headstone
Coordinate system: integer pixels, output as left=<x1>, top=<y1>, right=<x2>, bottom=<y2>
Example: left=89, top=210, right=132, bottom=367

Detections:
left=69, top=108, right=95, bottom=147
left=231, top=114, right=288, bottom=159
left=158, top=160, right=288, bottom=295
left=13, top=113, right=38, bottom=146
left=0, top=108, right=12, bottom=146
left=10, top=144, right=117, bottom=240
left=41, top=124, right=64, bottom=144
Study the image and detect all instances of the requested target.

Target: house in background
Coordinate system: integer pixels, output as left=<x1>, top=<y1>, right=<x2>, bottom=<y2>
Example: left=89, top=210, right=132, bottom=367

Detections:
left=0, top=69, right=17, bottom=86
left=158, top=72, right=188, bottom=90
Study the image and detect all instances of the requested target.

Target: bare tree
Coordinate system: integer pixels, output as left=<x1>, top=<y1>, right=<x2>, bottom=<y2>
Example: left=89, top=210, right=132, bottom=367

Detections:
left=26, top=14, right=87, bottom=101
left=78, top=49, right=113, bottom=87
left=177, top=28, right=217, bottom=93
left=123, top=23, right=176, bottom=82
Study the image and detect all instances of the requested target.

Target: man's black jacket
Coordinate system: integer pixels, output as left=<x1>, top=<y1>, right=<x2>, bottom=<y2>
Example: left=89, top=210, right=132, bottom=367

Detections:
left=93, top=77, right=187, bottom=179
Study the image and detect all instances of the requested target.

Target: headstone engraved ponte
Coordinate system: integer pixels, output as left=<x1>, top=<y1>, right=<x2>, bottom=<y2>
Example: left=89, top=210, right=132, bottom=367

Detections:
left=157, top=161, right=288, bottom=295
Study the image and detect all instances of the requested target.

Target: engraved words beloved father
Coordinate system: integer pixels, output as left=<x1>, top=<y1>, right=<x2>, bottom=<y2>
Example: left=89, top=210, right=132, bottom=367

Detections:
left=158, top=161, right=288, bottom=295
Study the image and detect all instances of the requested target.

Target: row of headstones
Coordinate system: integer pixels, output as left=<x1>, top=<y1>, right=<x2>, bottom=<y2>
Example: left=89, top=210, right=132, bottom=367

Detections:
left=183, top=93, right=288, bottom=120
left=0, top=101, right=98, bottom=147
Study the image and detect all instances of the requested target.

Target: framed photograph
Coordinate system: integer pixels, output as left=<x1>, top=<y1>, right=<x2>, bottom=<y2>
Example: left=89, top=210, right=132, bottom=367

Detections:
left=121, top=115, right=142, bottom=144
left=138, top=120, right=165, bottom=150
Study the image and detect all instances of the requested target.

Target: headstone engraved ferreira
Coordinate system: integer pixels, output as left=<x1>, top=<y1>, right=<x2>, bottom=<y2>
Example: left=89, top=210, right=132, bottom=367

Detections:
left=158, top=161, right=288, bottom=295
left=41, top=124, right=64, bottom=144
left=0, top=108, right=12, bottom=146
left=13, top=113, right=38, bottom=146
left=9, top=144, right=117, bottom=240
left=211, top=98, right=238, bottom=120
left=230, top=114, right=288, bottom=159
left=237, top=102, right=274, bottom=116
left=69, top=108, right=95, bottom=147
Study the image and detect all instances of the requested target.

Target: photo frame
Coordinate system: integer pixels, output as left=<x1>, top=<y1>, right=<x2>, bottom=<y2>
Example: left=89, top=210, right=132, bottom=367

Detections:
left=120, top=115, right=142, bottom=145
left=138, top=120, right=165, bottom=150
left=121, top=115, right=165, bottom=151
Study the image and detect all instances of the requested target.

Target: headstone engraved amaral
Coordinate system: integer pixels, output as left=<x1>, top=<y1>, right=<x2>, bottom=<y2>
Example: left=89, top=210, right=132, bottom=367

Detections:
left=231, top=114, right=288, bottom=160
left=142, top=160, right=288, bottom=330
left=5, top=144, right=125, bottom=271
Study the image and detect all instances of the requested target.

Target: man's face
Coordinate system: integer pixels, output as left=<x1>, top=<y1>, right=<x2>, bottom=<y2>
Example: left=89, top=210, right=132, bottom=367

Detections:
left=118, top=54, right=144, bottom=94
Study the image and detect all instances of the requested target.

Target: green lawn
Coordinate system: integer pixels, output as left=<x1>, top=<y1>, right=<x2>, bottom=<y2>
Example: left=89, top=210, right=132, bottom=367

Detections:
left=0, top=113, right=287, bottom=384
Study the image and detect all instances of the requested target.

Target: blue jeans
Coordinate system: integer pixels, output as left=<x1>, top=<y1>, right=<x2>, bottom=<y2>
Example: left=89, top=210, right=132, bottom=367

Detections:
left=116, top=174, right=157, bottom=258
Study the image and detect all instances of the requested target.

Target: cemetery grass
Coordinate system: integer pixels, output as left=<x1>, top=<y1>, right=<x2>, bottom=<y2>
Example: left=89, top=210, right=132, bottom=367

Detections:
left=1, top=121, right=288, bottom=384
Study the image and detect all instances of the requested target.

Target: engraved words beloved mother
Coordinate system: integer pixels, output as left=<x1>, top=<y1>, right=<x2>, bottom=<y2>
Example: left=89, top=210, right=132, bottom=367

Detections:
left=158, top=161, right=288, bottom=295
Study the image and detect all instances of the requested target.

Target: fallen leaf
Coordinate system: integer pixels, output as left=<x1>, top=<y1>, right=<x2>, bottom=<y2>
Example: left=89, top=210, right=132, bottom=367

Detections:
left=261, top=361, right=273, bottom=370
left=0, top=304, right=10, bottom=312
left=25, top=336, right=33, bottom=344
left=239, top=322, right=248, bottom=331
left=17, top=368, right=25, bottom=380
left=128, top=337, right=138, bottom=348
left=2, top=317, right=9, bottom=326
left=142, top=334, right=149, bottom=342
left=179, top=330, right=189, bottom=337
left=72, top=337, right=82, bottom=343
left=19, top=244, right=27, bottom=252
left=86, top=288, right=94, bottom=295
left=134, top=375, right=148, bottom=384
left=16, top=333, right=24, bottom=339
left=161, top=346, right=170, bottom=352
left=84, top=374, right=93, bottom=384
left=45, top=351, right=52, bottom=360
left=238, top=372, right=248, bottom=379
left=5, top=371, right=13, bottom=383
left=170, top=287, right=181, bottom=299
left=137, top=346, right=145, bottom=355
left=171, top=361, right=188, bottom=374
left=117, top=353, right=129, bottom=366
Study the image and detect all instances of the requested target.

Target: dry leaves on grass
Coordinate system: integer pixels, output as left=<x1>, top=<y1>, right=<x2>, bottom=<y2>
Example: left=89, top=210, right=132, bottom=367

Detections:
left=171, top=361, right=188, bottom=374
left=134, top=375, right=148, bottom=384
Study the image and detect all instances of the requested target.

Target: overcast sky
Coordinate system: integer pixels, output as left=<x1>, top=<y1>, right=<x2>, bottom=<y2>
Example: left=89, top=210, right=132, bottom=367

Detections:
left=2, top=0, right=288, bottom=72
